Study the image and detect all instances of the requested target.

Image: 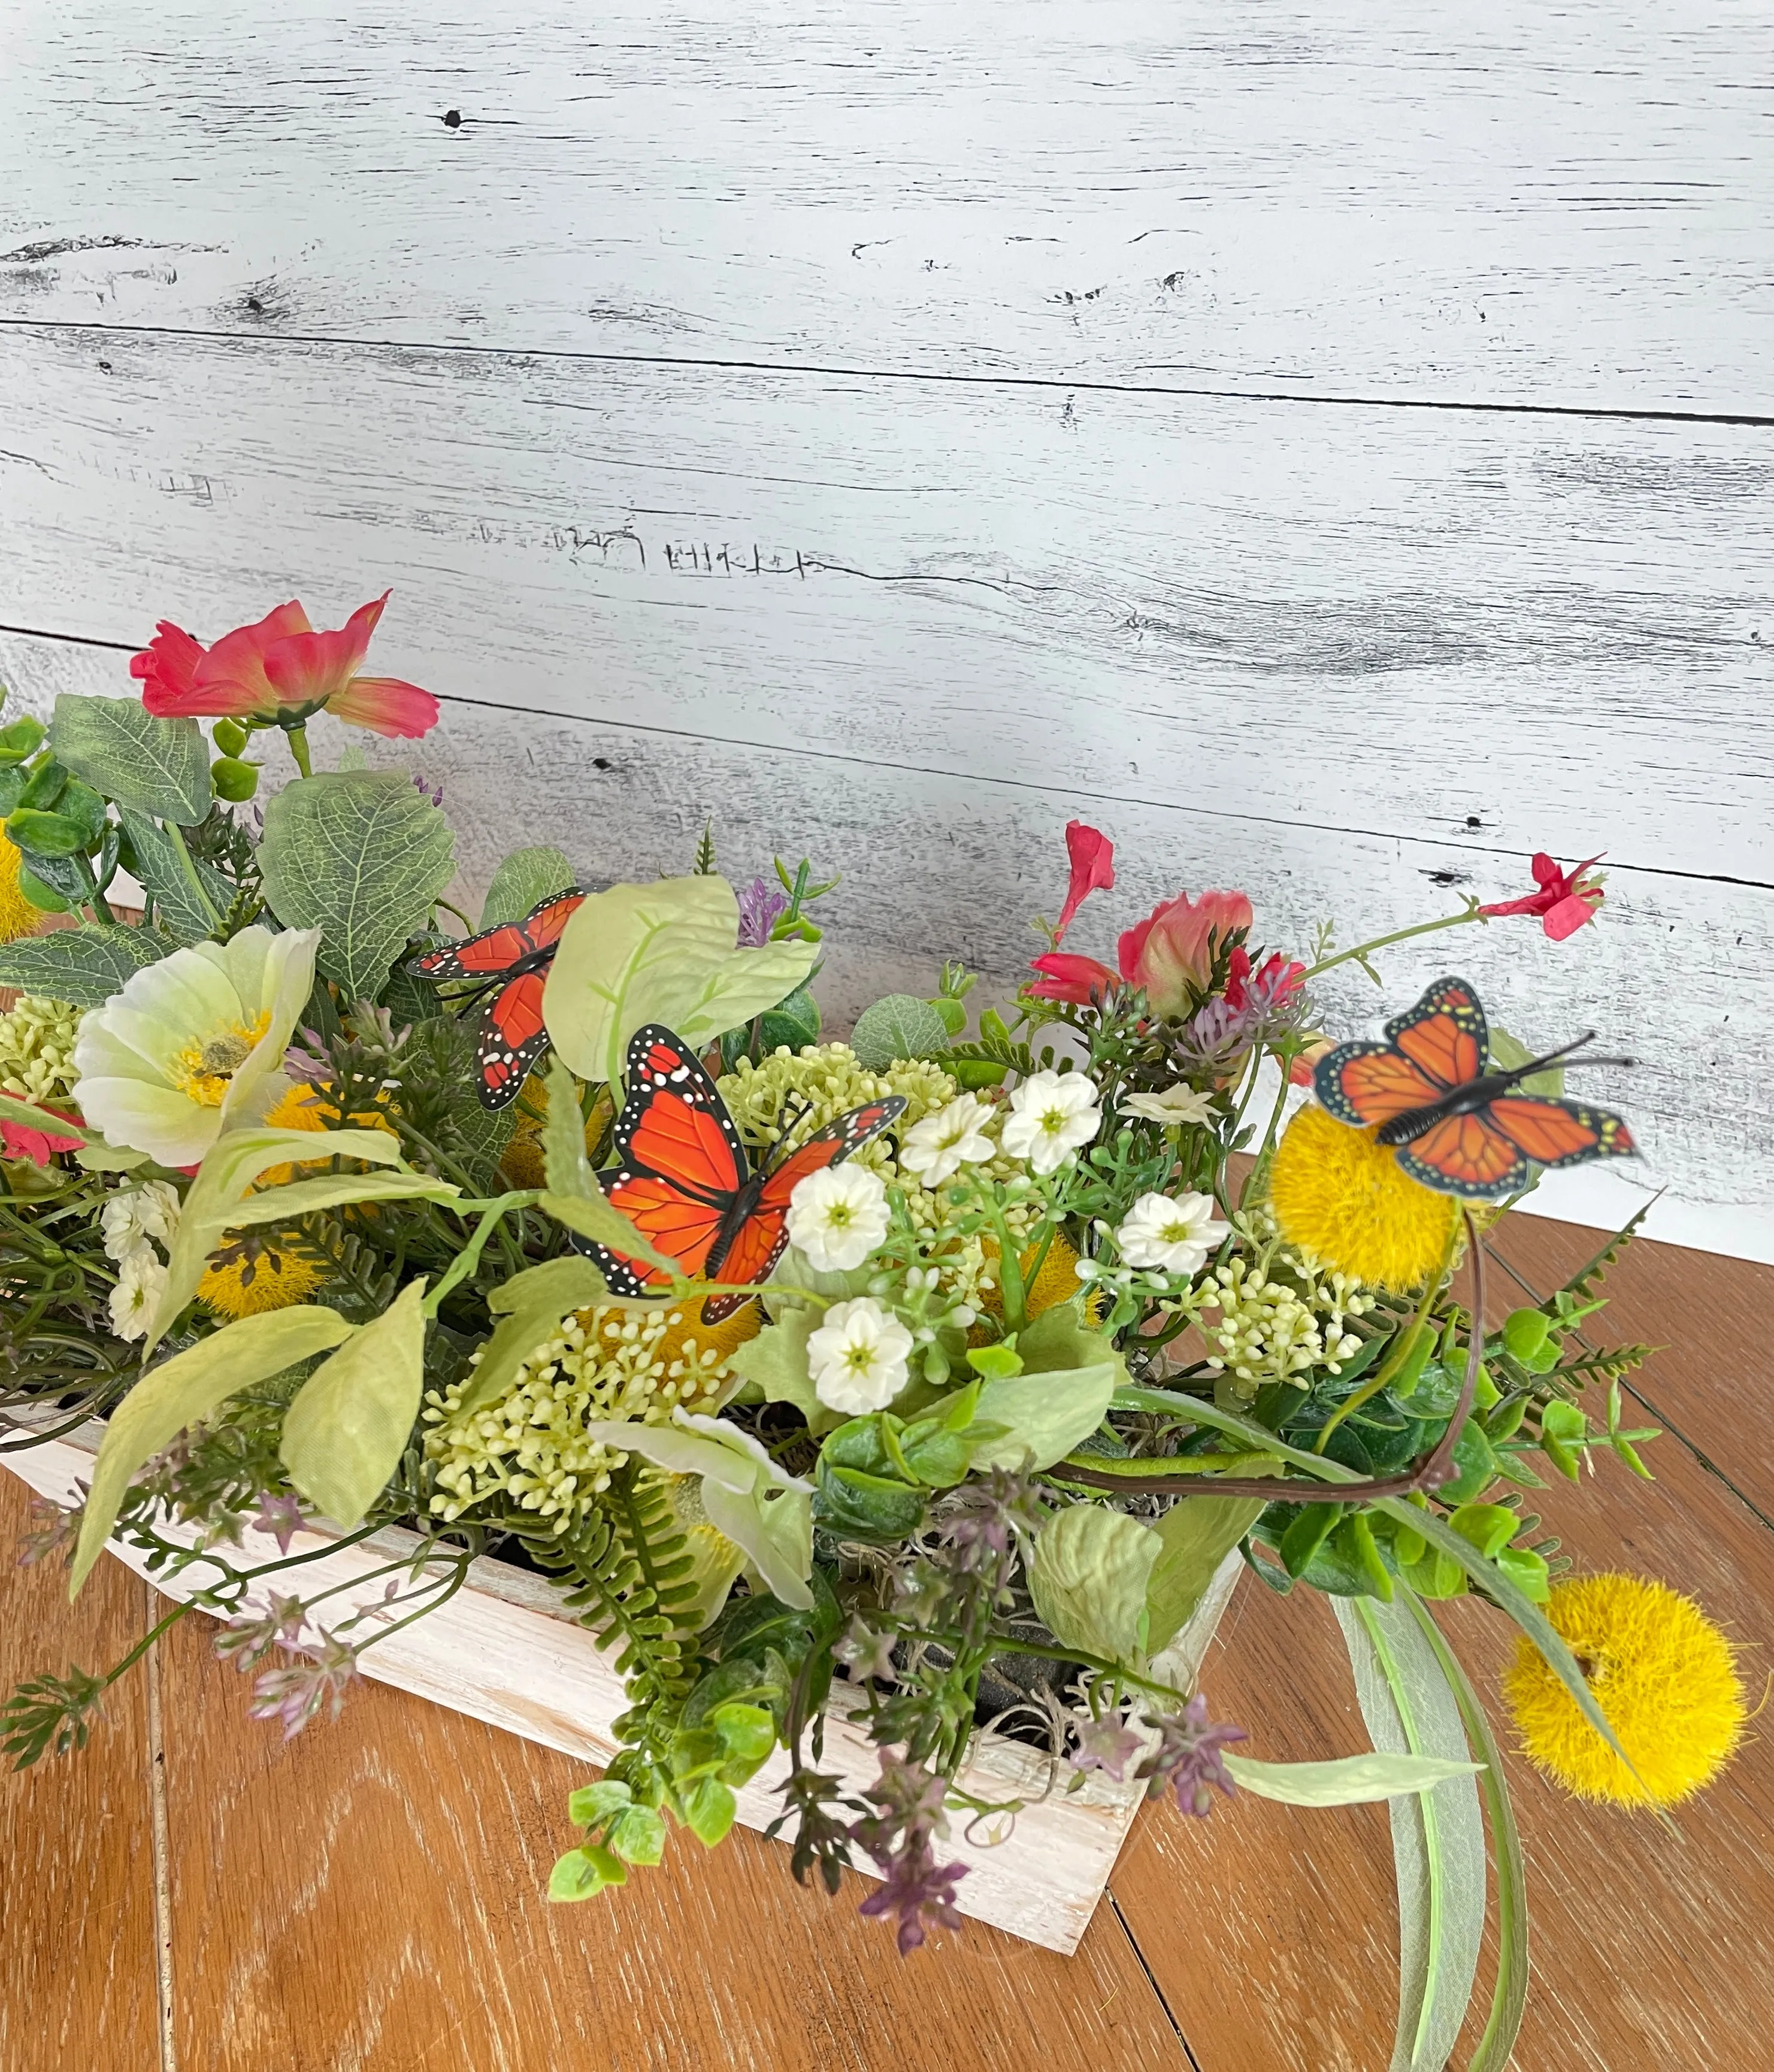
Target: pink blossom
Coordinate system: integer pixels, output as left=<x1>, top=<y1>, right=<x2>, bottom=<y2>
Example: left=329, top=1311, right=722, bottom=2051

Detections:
left=1053, top=820, right=1116, bottom=943
left=1479, top=853, right=1605, bottom=941
left=1, top=1104, right=83, bottom=1166
left=132, top=593, right=440, bottom=740
left=1118, top=889, right=1254, bottom=1017
left=1223, top=946, right=1305, bottom=1015
left=1027, top=950, right=1120, bottom=1005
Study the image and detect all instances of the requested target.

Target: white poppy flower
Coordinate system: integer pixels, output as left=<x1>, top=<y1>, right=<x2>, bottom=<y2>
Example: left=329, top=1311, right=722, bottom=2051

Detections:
left=1122, top=1085, right=1219, bottom=1128
left=787, top=1164, right=889, bottom=1272
left=1001, top=1069, right=1102, bottom=1176
left=898, top=1093, right=997, bottom=1188
left=99, top=1180, right=183, bottom=1264
left=108, top=1246, right=167, bottom=1344
left=1115, top=1191, right=1231, bottom=1275
left=806, top=1296, right=915, bottom=1414
left=72, top=927, right=320, bottom=1167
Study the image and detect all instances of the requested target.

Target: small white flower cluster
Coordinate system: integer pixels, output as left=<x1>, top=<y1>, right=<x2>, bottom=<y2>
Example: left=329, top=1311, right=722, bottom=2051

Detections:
left=1201, top=1255, right=1373, bottom=1397
left=101, top=1182, right=181, bottom=1344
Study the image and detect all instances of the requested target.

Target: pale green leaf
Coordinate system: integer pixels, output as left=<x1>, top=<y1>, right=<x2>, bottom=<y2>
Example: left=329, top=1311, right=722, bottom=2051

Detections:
left=481, top=847, right=578, bottom=928
left=280, top=1280, right=427, bottom=1528
left=1028, top=1504, right=1159, bottom=1662
left=850, top=995, right=950, bottom=1070
left=969, top=1359, right=1119, bottom=1472
left=50, top=694, right=211, bottom=823
left=1017, top=1301, right=1130, bottom=1381
left=0, top=923, right=169, bottom=1005
left=0, top=1089, right=99, bottom=1146
left=1337, top=1595, right=1486, bottom=2072
left=116, top=807, right=230, bottom=944
left=537, top=1058, right=680, bottom=1275
left=1146, top=1497, right=1266, bottom=1653
left=149, top=1124, right=410, bottom=1352
left=452, top=1255, right=613, bottom=1419
left=71, top=1306, right=354, bottom=1591
left=214, top=1170, right=462, bottom=1232
left=1490, top=1025, right=1564, bottom=1099
left=542, top=877, right=816, bottom=1092
left=1222, top=1749, right=1482, bottom=1808
left=258, top=771, right=456, bottom=1000
left=724, top=1310, right=845, bottom=1434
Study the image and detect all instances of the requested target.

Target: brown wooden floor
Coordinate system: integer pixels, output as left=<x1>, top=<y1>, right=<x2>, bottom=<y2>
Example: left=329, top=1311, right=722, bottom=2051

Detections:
left=5, top=1214, right=1770, bottom=2071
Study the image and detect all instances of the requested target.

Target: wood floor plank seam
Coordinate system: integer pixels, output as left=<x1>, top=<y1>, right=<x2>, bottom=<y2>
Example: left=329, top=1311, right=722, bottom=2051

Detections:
left=1106, top=1891, right=1199, bottom=2066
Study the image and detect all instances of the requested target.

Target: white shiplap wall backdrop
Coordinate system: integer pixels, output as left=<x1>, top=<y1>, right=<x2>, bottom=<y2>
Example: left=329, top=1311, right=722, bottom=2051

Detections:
left=0, top=2, right=1770, bottom=1256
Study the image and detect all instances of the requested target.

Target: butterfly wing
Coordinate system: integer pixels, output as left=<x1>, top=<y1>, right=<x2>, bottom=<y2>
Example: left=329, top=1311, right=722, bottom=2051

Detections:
left=477, top=970, right=552, bottom=1110
left=1484, top=1096, right=1636, bottom=1171
left=1395, top=1113, right=1529, bottom=1196
left=518, top=888, right=585, bottom=953
left=1385, top=977, right=1488, bottom=1091
left=698, top=1096, right=909, bottom=1325
left=407, top=889, right=584, bottom=983
left=571, top=1028, right=748, bottom=1298
left=1315, top=1043, right=1446, bottom=1128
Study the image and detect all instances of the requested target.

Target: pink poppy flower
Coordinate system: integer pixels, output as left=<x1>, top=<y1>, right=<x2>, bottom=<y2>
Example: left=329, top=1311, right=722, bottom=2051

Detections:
left=1027, top=950, right=1120, bottom=1004
left=1117, top=889, right=1253, bottom=1018
left=1054, top=821, right=1115, bottom=943
left=1, top=1104, right=83, bottom=1166
left=131, top=593, right=439, bottom=740
left=1479, top=853, right=1605, bottom=942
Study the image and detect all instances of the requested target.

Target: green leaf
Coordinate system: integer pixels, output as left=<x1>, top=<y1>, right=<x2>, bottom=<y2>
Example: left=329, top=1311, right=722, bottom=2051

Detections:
left=969, top=1359, right=1120, bottom=1472
left=0, top=1089, right=99, bottom=1147
left=71, top=1306, right=355, bottom=1591
left=7, top=808, right=90, bottom=858
left=280, top=1280, right=427, bottom=1528
left=1489, top=1024, right=1564, bottom=1099
left=542, top=877, right=817, bottom=1092
left=849, top=994, right=950, bottom=1070
left=605, top=1803, right=667, bottom=1866
left=1501, top=1308, right=1552, bottom=1365
left=567, top=1779, right=632, bottom=1828
left=1146, top=1497, right=1266, bottom=1654
left=1540, top=1398, right=1586, bottom=1480
left=1337, top=1595, right=1487, bottom=2072
left=481, top=847, right=578, bottom=929
left=213, top=1168, right=462, bottom=1234
left=548, top=1844, right=625, bottom=1900
left=1222, top=1749, right=1482, bottom=1807
left=725, top=1310, right=844, bottom=1434
left=452, top=1254, right=613, bottom=1419
left=50, top=696, right=213, bottom=824
left=1028, top=1504, right=1160, bottom=1664
left=150, top=1124, right=412, bottom=1351
left=116, top=808, right=229, bottom=944
left=258, top=771, right=455, bottom=1001
left=537, top=1059, right=680, bottom=1276
left=759, top=983, right=821, bottom=1053
left=1400, top=1595, right=1530, bottom=2072
left=679, top=1774, right=738, bottom=1848
left=0, top=923, right=169, bottom=1006
left=813, top=1420, right=928, bottom=1542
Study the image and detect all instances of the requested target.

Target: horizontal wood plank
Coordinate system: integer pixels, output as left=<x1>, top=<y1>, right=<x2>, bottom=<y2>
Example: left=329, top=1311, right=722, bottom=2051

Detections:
left=1, top=2, right=1769, bottom=412
left=1, top=627, right=1767, bottom=1261
left=0, top=1474, right=161, bottom=2072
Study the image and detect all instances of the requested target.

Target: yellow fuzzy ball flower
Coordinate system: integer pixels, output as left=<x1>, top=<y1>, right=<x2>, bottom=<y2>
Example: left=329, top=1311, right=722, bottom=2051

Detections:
left=1266, top=1102, right=1458, bottom=1291
left=1503, top=1573, right=1745, bottom=1808
left=199, top=1243, right=325, bottom=1319
left=0, top=825, right=45, bottom=944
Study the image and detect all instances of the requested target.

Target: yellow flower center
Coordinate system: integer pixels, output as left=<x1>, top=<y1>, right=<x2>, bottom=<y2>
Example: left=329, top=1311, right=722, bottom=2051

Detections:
left=173, top=1012, right=271, bottom=1106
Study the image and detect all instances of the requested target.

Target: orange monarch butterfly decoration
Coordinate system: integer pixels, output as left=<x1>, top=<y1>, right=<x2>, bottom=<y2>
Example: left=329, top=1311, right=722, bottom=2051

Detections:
left=405, top=887, right=585, bottom=1110
left=576, top=1026, right=906, bottom=1323
left=1313, top=976, right=1636, bottom=1198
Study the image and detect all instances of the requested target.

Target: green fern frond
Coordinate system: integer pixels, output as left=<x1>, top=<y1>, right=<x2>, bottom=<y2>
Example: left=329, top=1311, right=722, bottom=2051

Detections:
left=1551, top=1343, right=1659, bottom=1390
left=1554, top=1200, right=1655, bottom=1311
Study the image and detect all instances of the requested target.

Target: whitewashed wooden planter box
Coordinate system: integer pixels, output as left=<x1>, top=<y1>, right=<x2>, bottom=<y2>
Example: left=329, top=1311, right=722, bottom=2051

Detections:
left=5, top=1428, right=1239, bottom=1955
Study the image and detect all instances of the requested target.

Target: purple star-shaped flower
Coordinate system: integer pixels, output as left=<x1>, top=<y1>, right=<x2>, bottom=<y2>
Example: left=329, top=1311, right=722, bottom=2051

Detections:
left=1137, top=1692, right=1248, bottom=1817
left=1071, top=1713, right=1144, bottom=1783
left=858, top=1844, right=969, bottom=1956
left=250, top=1491, right=307, bottom=1556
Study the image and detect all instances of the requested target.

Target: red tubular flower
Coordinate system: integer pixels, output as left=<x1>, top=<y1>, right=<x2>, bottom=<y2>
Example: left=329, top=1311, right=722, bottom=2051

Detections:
left=1027, top=951, right=1120, bottom=1004
left=131, top=593, right=440, bottom=740
left=1479, top=853, right=1605, bottom=942
left=1223, top=946, right=1305, bottom=1014
left=1117, top=889, right=1253, bottom=1017
left=1054, top=820, right=1115, bottom=943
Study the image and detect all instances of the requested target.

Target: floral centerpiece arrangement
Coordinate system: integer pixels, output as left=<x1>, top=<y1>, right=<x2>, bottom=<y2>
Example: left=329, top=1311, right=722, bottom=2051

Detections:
left=0, top=595, right=1746, bottom=2064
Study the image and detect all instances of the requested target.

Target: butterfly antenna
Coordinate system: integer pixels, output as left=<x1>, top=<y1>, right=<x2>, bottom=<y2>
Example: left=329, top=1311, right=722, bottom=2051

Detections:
left=1510, top=1032, right=1636, bottom=1080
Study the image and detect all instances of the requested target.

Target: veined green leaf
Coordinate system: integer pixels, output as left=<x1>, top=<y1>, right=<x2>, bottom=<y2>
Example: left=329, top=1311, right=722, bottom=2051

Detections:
left=969, top=1360, right=1119, bottom=1472
left=281, top=1280, right=427, bottom=1528
left=1028, top=1504, right=1158, bottom=1663
left=50, top=695, right=212, bottom=824
left=71, top=1305, right=355, bottom=1592
left=1223, top=1749, right=1481, bottom=1808
left=1337, top=1595, right=1486, bottom=2072
left=0, top=922, right=170, bottom=1005
left=452, top=1254, right=613, bottom=1419
left=116, top=807, right=231, bottom=943
left=480, top=846, right=578, bottom=928
left=259, top=771, right=455, bottom=1001
left=542, top=877, right=816, bottom=1092
left=1146, top=1497, right=1266, bottom=1653
left=149, top=1124, right=411, bottom=1352
left=850, top=995, right=950, bottom=1070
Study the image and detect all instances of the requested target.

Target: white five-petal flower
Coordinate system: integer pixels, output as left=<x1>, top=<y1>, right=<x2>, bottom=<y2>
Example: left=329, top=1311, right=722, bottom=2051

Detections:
left=108, top=1246, right=168, bottom=1344
left=1114, top=1191, right=1231, bottom=1276
left=806, top=1296, right=915, bottom=1414
left=1001, top=1069, right=1102, bottom=1176
left=1121, top=1085, right=1219, bottom=1128
left=786, top=1164, right=890, bottom=1272
left=898, top=1092, right=997, bottom=1188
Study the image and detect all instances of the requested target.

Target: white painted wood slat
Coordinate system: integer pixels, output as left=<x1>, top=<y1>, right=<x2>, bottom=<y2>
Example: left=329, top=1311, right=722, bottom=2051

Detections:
left=2, top=630, right=1767, bottom=1263
left=1, top=1, right=1770, bottom=411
